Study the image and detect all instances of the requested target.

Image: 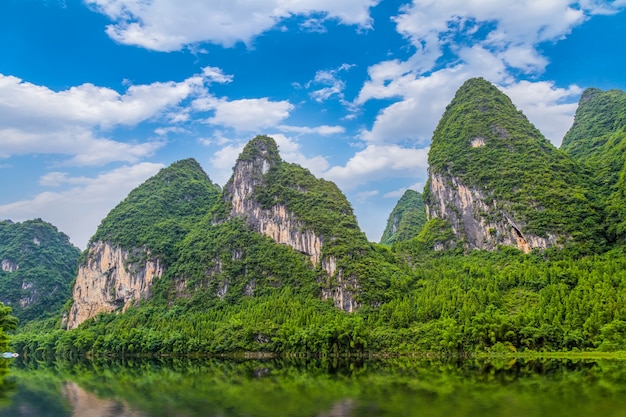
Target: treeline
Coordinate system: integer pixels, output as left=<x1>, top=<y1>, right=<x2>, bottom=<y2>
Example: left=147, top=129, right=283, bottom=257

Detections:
left=12, top=248, right=626, bottom=357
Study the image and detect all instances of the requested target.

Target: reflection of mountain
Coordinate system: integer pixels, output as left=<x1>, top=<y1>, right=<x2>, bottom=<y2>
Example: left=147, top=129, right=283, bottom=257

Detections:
left=317, top=399, right=355, bottom=417
left=63, top=382, right=144, bottom=417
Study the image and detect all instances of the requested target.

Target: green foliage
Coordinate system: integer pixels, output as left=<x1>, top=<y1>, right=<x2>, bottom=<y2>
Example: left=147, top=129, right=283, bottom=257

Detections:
left=380, top=190, right=426, bottom=245
left=90, top=159, right=221, bottom=263
left=0, top=302, right=18, bottom=351
left=0, top=219, right=80, bottom=323
left=561, top=88, right=626, bottom=244
left=427, top=77, right=605, bottom=249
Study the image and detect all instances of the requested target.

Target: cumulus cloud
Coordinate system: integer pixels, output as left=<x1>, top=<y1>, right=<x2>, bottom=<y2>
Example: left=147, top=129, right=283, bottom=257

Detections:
left=198, top=98, right=294, bottom=132
left=0, top=163, right=164, bottom=249
left=270, top=133, right=330, bottom=177
left=85, top=0, right=380, bottom=51
left=306, top=64, right=354, bottom=103
left=278, top=125, right=345, bottom=135
left=354, top=1, right=624, bottom=146
left=501, top=80, right=582, bottom=145
left=324, top=144, right=429, bottom=190
left=0, top=70, right=224, bottom=165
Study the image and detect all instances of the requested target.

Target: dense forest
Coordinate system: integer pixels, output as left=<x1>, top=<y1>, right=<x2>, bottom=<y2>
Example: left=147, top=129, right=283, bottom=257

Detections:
left=5, top=78, right=626, bottom=357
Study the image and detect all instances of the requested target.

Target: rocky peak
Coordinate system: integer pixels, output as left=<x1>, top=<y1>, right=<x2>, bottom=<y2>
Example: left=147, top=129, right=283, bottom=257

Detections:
left=424, top=77, right=603, bottom=253
left=224, top=135, right=282, bottom=217
left=67, top=158, right=220, bottom=328
left=217, top=135, right=373, bottom=311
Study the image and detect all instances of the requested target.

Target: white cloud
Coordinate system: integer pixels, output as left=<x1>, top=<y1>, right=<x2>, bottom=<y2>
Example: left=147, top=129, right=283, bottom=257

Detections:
left=0, top=163, right=164, bottom=249
left=0, top=70, right=222, bottom=165
left=502, top=80, right=582, bottom=146
left=383, top=182, right=424, bottom=199
left=0, top=73, right=205, bottom=129
left=278, top=125, right=345, bottom=135
left=306, top=64, right=354, bottom=103
left=204, top=98, right=294, bottom=132
left=210, top=143, right=246, bottom=185
left=85, top=0, right=380, bottom=51
left=355, top=189, right=379, bottom=202
left=324, top=144, right=429, bottom=190
left=358, top=66, right=478, bottom=144
left=270, top=133, right=330, bottom=177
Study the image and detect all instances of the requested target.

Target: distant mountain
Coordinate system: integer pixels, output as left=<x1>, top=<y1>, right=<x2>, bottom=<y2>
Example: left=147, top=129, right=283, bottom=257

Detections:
left=423, top=77, right=604, bottom=253
left=561, top=87, right=626, bottom=243
left=380, top=190, right=426, bottom=245
left=0, top=219, right=80, bottom=323
left=67, top=159, right=221, bottom=329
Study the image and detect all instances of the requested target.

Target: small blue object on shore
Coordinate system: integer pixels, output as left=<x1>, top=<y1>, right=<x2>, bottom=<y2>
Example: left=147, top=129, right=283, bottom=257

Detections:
left=1, top=352, right=18, bottom=358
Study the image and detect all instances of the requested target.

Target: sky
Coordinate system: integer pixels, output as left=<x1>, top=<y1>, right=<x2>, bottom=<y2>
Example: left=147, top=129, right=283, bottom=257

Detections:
left=1, top=0, right=626, bottom=249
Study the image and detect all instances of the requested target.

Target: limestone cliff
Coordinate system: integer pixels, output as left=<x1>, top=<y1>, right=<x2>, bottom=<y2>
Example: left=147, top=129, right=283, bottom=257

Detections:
left=223, top=136, right=324, bottom=267
left=67, top=159, right=220, bottom=328
left=66, top=241, right=164, bottom=329
left=218, top=135, right=368, bottom=311
left=426, top=173, right=556, bottom=253
left=424, top=77, right=603, bottom=252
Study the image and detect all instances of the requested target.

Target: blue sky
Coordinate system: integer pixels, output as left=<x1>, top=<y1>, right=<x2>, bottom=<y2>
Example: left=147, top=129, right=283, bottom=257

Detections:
left=1, top=0, right=626, bottom=249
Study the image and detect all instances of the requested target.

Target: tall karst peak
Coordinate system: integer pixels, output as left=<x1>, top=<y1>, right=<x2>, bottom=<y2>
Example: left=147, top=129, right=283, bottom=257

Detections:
left=224, top=135, right=282, bottom=217
left=211, top=135, right=397, bottom=312
left=424, top=77, right=604, bottom=253
left=67, top=158, right=220, bottom=329
left=561, top=86, right=626, bottom=244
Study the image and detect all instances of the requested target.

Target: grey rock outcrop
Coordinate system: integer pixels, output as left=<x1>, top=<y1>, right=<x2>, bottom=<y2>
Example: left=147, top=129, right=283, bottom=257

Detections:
left=425, top=172, right=557, bottom=253
left=66, top=241, right=163, bottom=329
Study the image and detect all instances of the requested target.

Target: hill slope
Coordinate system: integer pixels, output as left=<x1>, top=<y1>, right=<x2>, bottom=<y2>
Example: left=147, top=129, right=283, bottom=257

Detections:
left=0, top=219, right=79, bottom=323
left=67, top=159, right=221, bottom=329
left=561, top=87, right=626, bottom=244
left=424, top=77, right=604, bottom=253
left=380, top=190, right=426, bottom=245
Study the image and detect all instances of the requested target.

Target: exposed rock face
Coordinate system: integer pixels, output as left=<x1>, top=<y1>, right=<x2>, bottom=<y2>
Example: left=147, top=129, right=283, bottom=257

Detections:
left=63, top=382, right=145, bottom=417
left=223, top=136, right=358, bottom=311
left=224, top=138, right=325, bottom=267
left=1, top=259, right=18, bottom=272
left=426, top=173, right=557, bottom=253
left=320, top=257, right=359, bottom=313
left=67, top=241, right=164, bottom=329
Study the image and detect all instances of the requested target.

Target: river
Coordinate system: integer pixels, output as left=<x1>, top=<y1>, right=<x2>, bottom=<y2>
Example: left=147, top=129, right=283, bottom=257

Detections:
left=1, top=356, right=626, bottom=416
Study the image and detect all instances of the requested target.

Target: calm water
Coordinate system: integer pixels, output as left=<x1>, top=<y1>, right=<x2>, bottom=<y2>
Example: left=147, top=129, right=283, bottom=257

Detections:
left=1, top=356, right=626, bottom=417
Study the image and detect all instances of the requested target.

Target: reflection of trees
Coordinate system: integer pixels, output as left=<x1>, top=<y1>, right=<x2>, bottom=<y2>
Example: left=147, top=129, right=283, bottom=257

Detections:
left=4, top=357, right=626, bottom=417
left=0, top=360, right=16, bottom=409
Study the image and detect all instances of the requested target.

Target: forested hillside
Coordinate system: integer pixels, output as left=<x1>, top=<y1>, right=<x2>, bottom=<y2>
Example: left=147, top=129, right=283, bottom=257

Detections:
left=561, top=87, right=626, bottom=244
left=380, top=190, right=426, bottom=245
left=0, top=219, right=79, bottom=323
left=8, top=79, right=626, bottom=356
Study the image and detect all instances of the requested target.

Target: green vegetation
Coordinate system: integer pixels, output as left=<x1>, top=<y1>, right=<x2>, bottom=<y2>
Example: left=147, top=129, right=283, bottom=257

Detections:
left=427, top=77, right=605, bottom=249
left=91, top=158, right=221, bottom=263
left=380, top=190, right=426, bottom=245
left=7, top=80, right=626, bottom=358
left=561, top=88, right=626, bottom=244
left=7, top=356, right=626, bottom=417
left=0, top=219, right=80, bottom=323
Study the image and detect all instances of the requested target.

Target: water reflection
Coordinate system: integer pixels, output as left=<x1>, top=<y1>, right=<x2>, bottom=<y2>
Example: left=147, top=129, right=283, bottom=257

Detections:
left=1, top=356, right=626, bottom=417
